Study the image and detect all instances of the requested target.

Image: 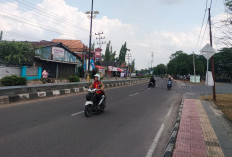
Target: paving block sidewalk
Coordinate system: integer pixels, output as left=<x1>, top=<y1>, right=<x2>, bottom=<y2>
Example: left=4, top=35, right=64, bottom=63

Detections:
left=173, top=99, right=224, bottom=157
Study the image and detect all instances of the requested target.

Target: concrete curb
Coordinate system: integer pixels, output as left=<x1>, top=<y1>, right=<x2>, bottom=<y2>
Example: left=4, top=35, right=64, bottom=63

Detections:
left=0, top=79, right=149, bottom=105
left=163, top=99, right=183, bottom=157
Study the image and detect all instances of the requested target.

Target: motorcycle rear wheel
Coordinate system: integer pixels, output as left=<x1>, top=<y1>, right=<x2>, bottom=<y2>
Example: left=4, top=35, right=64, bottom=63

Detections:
left=84, top=105, right=92, bottom=117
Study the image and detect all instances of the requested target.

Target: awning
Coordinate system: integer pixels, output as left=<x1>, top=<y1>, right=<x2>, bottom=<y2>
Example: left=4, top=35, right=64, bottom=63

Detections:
left=117, top=68, right=124, bottom=72
left=95, top=65, right=105, bottom=69
left=108, top=66, right=124, bottom=72
left=35, top=56, right=77, bottom=65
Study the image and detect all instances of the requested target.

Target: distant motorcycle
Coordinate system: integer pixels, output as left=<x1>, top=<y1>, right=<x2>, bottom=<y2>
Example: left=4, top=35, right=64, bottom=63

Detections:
left=148, top=81, right=155, bottom=88
left=84, top=88, right=106, bottom=117
left=167, top=80, right=172, bottom=90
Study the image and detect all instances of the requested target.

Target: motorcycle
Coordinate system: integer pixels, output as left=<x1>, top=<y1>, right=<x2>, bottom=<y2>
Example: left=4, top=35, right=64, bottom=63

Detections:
left=167, top=80, right=172, bottom=90
left=148, top=81, right=155, bottom=88
left=84, top=87, right=106, bottom=117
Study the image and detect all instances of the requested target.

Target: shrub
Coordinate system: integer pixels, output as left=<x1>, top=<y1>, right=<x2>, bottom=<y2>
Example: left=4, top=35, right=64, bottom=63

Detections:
left=0, top=75, right=27, bottom=86
left=68, top=75, right=80, bottom=82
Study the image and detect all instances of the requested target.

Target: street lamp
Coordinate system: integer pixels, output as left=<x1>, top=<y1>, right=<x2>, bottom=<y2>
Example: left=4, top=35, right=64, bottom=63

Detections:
left=85, top=0, right=99, bottom=82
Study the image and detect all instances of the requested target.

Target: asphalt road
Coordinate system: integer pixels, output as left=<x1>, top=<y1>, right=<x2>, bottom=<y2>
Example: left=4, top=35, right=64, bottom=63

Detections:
left=0, top=78, right=181, bottom=157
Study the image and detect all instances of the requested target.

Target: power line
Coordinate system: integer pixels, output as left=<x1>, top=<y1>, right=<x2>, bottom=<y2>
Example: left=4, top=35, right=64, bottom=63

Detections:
left=2, top=0, right=89, bottom=33
left=4, top=31, right=42, bottom=41
left=194, top=0, right=209, bottom=52
left=200, top=20, right=209, bottom=48
left=0, top=10, right=89, bottom=40
left=209, top=0, right=213, bottom=9
left=11, top=0, right=89, bottom=29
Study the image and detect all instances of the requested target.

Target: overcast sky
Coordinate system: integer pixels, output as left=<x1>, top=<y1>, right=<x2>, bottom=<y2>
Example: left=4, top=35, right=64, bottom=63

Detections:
left=0, top=0, right=227, bottom=69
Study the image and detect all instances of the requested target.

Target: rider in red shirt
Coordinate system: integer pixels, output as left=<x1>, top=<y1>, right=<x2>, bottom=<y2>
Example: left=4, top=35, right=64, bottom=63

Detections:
left=89, top=74, right=105, bottom=107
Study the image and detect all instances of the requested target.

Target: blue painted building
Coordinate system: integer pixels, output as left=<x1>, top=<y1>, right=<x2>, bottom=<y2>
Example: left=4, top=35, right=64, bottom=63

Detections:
left=32, top=41, right=82, bottom=78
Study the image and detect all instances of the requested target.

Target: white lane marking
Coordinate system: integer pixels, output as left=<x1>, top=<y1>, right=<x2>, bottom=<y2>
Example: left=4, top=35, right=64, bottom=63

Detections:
left=146, top=104, right=174, bottom=157
left=129, top=92, right=139, bottom=97
left=146, top=124, right=164, bottom=157
left=70, top=111, right=84, bottom=116
left=166, top=106, right=172, bottom=118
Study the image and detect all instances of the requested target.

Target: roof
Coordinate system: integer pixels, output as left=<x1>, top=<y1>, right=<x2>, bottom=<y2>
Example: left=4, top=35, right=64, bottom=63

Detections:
left=30, top=40, right=60, bottom=48
left=52, top=39, right=89, bottom=52
left=29, top=41, right=81, bottom=60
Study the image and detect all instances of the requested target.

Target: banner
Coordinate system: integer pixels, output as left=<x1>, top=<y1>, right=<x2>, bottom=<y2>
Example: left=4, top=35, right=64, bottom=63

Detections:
left=90, top=59, right=95, bottom=69
left=83, top=59, right=86, bottom=70
left=95, top=48, right=102, bottom=62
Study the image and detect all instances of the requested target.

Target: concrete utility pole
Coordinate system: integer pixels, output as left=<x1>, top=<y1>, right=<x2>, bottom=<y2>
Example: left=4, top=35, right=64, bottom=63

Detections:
left=126, top=53, right=132, bottom=77
left=151, top=52, right=154, bottom=70
left=146, top=51, right=157, bottom=74
left=208, top=8, right=216, bottom=101
left=193, top=51, right=196, bottom=83
left=85, top=0, right=99, bottom=81
left=95, top=32, right=106, bottom=48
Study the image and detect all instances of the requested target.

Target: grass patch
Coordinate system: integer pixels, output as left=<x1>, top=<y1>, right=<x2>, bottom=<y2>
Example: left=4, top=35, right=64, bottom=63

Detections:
left=179, top=80, right=205, bottom=85
left=180, top=80, right=224, bottom=86
left=201, top=94, right=232, bottom=122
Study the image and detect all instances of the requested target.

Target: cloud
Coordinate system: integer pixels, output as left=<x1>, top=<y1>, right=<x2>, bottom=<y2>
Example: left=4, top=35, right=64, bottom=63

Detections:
left=156, top=0, right=182, bottom=5
left=0, top=0, right=224, bottom=69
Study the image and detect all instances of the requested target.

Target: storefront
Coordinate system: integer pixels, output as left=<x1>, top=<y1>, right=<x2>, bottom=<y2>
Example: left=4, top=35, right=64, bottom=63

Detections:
left=108, top=66, right=124, bottom=77
left=33, top=41, right=81, bottom=78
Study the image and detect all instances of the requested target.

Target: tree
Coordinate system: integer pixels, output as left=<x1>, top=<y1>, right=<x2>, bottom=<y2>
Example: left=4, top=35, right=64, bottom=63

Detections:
left=217, top=0, right=232, bottom=46
left=153, top=64, right=167, bottom=76
left=104, top=41, right=111, bottom=62
left=226, top=0, right=232, bottom=13
left=0, top=41, right=35, bottom=65
left=131, top=59, right=135, bottom=72
left=214, top=47, right=232, bottom=81
left=118, top=42, right=130, bottom=65
left=167, top=51, right=191, bottom=75
left=104, top=41, right=116, bottom=62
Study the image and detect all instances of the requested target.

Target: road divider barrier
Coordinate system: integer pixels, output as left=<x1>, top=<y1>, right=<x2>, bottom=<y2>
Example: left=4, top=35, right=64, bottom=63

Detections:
left=163, top=99, right=183, bottom=157
left=0, top=78, right=148, bottom=105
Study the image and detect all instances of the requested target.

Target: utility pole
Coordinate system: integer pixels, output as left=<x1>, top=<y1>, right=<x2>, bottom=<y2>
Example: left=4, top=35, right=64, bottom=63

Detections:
left=85, top=0, right=99, bottom=81
left=151, top=52, right=154, bottom=69
left=146, top=51, right=156, bottom=74
left=208, top=8, right=216, bottom=101
left=193, top=51, right=196, bottom=83
left=126, top=53, right=132, bottom=77
left=95, top=32, right=106, bottom=48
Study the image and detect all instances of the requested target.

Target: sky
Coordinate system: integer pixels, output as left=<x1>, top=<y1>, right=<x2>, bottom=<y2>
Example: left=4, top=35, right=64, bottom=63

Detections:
left=0, top=0, right=228, bottom=69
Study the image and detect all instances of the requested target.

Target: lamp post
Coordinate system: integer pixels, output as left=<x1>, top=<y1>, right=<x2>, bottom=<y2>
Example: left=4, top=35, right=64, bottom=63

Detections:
left=85, top=0, right=99, bottom=82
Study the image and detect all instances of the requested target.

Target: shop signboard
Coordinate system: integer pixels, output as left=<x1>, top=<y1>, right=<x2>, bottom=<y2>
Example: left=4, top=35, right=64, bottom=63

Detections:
left=52, top=47, right=64, bottom=60
left=95, top=48, right=102, bottom=62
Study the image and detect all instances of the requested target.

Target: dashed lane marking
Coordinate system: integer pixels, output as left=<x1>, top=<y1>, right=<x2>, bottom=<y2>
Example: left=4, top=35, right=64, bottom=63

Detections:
left=70, top=111, right=84, bottom=117
left=146, top=103, right=174, bottom=157
left=129, top=92, right=139, bottom=97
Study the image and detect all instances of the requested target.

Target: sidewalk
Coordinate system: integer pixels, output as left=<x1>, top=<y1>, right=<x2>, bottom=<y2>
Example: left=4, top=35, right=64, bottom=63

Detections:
left=173, top=98, right=232, bottom=157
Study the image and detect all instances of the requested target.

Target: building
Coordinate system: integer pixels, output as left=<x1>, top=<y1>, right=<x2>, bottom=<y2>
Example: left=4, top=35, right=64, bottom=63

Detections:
left=32, top=41, right=82, bottom=78
left=52, top=39, right=94, bottom=63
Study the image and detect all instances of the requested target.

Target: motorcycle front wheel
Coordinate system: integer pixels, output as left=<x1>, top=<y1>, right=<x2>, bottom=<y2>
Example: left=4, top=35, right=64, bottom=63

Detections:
left=84, top=105, right=92, bottom=117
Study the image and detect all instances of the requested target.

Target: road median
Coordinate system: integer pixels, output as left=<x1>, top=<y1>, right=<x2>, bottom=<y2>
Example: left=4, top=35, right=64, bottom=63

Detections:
left=0, top=78, right=148, bottom=105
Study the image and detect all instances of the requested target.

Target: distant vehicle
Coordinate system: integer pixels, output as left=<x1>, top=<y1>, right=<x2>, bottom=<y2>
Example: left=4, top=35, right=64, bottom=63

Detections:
left=131, top=73, right=136, bottom=77
left=148, top=81, right=155, bottom=88
left=167, top=79, right=172, bottom=90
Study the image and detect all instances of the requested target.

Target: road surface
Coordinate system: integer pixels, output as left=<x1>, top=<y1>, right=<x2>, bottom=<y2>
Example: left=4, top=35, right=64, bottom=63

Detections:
left=0, top=78, right=181, bottom=157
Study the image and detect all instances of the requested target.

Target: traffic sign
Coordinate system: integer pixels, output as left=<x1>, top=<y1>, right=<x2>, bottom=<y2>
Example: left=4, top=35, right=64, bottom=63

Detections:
left=200, top=43, right=216, bottom=60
